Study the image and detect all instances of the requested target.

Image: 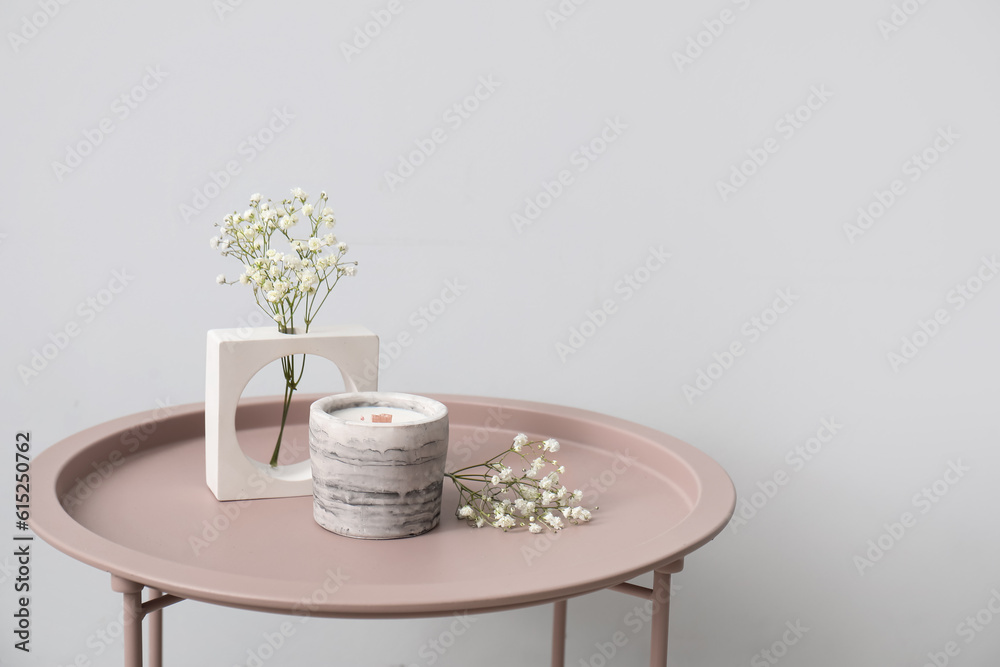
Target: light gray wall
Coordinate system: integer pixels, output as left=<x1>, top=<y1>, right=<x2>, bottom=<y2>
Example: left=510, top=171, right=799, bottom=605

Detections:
left=4, top=0, right=1000, bottom=665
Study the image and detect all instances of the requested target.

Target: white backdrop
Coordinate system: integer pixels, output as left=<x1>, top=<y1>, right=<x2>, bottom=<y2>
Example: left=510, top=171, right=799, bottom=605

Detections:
left=3, top=0, right=1000, bottom=665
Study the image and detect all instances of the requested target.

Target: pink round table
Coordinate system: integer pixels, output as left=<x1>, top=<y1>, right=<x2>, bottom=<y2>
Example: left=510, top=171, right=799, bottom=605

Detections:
left=30, top=394, right=735, bottom=667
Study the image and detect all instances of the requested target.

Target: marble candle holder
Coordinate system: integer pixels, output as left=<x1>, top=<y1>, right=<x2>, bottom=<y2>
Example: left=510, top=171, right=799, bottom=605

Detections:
left=309, top=392, right=449, bottom=539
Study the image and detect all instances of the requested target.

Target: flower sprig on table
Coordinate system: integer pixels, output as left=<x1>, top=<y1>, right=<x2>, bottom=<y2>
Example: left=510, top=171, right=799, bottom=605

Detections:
left=445, top=434, right=594, bottom=533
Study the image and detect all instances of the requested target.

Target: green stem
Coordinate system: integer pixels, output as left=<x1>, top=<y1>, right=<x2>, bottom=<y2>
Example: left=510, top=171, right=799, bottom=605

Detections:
left=269, top=369, right=294, bottom=467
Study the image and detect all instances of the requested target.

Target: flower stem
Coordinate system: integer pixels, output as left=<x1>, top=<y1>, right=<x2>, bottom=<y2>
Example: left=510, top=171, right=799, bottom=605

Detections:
left=269, top=355, right=297, bottom=467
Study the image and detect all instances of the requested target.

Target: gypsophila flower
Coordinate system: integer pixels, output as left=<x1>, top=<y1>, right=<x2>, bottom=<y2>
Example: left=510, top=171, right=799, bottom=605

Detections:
left=216, top=274, right=226, bottom=284
left=291, top=187, right=307, bottom=200
left=445, top=432, right=596, bottom=533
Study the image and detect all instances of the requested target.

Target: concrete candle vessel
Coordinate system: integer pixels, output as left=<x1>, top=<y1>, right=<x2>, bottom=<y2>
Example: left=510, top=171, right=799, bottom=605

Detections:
left=309, top=392, right=449, bottom=539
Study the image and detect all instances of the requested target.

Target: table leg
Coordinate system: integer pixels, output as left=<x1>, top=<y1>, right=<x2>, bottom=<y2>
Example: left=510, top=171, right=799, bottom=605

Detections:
left=649, top=569, right=672, bottom=667
left=148, top=588, right=163, bottom=667
left=111, top=575, right=144, bottom=667
left=551, top=599, right=567, bottom=667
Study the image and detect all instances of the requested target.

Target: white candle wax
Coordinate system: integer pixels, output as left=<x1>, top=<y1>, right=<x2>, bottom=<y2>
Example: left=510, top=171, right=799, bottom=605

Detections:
left=327, top=405, right=425, bottom=424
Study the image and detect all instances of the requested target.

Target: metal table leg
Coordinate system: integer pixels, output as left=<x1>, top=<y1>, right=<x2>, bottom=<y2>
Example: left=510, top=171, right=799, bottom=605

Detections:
left=111, top=575, right=144, bottom=667
left=552, top=599, right=568, bottom=666
left=148, top=588, right=163, bottom=667
left=649, top=559, right=684, bottom=667
left=110, top=575, right=185, bottom=667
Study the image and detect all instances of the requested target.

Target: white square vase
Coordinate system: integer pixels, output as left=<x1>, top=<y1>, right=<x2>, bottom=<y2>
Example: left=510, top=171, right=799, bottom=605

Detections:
left=205, top=325, right=379, bottom=501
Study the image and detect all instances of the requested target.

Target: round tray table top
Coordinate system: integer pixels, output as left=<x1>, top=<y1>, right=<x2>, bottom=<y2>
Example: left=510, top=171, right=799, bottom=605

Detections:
left=31, top=394, right=735, bottom=618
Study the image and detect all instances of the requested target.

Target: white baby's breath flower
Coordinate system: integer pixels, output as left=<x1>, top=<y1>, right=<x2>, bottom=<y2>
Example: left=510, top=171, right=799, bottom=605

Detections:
left=572, top=489, right=583, bottom=502
left=250, top=193, right=261, bottom=204
left=528, top=522, right=543, bottom=534
left=297, top=270, right=319, bottom=293
left=543, top=438, right=560, bottom=453
left=291, top=187, right=307, bottom=200
left=458, top=505, right=474, bottom=518
left=337, top=241, right=348, bottom=253
left=209, top=236, right=219, bottom=249
left=307, top=237, right=322, bottom=252
left=542, top=512, right=563, bottom=531
left=542, top=491, right=557, bottom=505
left=216, top=274, right=226, bottom=284
left=302, top=204, right=314, bottom=217
left=494, top=515, right=515, bottom=530
left=343, top=265, right=356, bottom=277
left=512, top=433, right=529, bottom=452
left=474, top=516, right=485, bottom=528
left=239, top=273, right=250, bottom=285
